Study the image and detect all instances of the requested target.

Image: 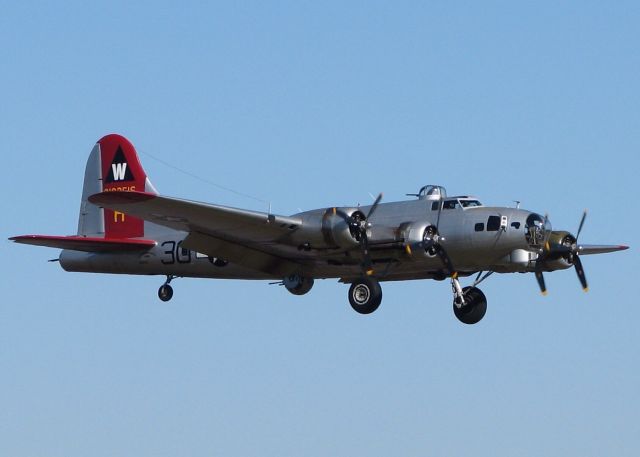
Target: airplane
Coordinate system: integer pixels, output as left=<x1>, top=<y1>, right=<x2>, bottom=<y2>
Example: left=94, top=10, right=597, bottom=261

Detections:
left=10, top=134, right=629, bottom=324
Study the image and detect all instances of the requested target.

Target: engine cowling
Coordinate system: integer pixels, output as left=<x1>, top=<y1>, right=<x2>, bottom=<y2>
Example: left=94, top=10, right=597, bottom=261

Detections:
left=401, top=221, right=438, bottom=258
left=320, top=207, right=364, bottom=249
left=538, top=230, right=576, bottom=271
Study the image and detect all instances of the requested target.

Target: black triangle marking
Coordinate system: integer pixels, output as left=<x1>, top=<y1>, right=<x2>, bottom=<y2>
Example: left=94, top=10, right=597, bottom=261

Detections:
left=105, top=146, right=135, bottom=183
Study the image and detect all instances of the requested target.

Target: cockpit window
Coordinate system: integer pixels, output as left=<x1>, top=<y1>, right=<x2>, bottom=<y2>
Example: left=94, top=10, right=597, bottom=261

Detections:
left=460, top=199, right=482, bottom=208
left=443, top=200, right=459, bottom=210
left=431, top=198, right=482, bottom=210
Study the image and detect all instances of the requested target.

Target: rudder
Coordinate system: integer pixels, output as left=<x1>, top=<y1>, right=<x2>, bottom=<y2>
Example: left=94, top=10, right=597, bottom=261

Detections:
left=77, top=134, right=158, bottom=239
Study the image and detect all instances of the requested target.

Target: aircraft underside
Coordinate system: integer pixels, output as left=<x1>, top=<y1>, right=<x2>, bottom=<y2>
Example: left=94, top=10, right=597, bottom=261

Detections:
left=58, top=245, right=493, bottom=324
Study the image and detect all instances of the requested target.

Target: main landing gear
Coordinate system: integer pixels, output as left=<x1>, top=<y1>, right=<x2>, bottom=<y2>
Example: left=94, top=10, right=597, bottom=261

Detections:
left=346, top=272, right=492, bottom=324
left=158, top=275, right=176, bottom=302
left=450, top=272, right=491, bottom=325
left=348, top=276, right=382, bottom=314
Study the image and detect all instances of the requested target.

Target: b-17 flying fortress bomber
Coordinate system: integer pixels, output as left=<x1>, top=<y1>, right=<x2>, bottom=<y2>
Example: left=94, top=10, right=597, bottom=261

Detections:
left=11, top=134, right=629, bottom=324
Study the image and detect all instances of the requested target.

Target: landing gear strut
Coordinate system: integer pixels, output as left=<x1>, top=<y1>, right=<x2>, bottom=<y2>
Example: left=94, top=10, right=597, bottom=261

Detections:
left=158, top=275, right=176, bottom=302
left=348, top=277, right=382, bottom=314
left=451, top=274, right=487, bottom=324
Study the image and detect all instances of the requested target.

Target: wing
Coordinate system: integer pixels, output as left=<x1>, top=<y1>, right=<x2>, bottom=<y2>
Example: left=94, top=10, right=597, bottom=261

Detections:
left=89, top=191, right=305, bottom=275
left=577, top=244, right=629, bottom=255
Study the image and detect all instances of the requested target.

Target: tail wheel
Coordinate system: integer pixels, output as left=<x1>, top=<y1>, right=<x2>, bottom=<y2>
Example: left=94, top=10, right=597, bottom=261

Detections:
left=453, top=286, right=487, bottom=324
left=348, top=277, right=382, bottom=314
left=158, top=284, right=174, bottom=302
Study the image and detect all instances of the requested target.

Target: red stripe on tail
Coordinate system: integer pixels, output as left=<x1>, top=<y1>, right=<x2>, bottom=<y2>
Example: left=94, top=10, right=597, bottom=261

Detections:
left=99, top=134, right=147, bottom=238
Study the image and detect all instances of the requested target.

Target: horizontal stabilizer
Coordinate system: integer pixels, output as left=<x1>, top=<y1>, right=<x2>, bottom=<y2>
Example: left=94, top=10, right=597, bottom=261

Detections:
left=10, top=235, right=156, bottom=252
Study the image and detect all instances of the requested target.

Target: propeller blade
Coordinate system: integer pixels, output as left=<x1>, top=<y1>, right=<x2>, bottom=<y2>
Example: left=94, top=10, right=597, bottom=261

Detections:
left=428, top=195, right=454, bottom=275
left=542, top=213, right=552, bottom=246
left=331, top=197, right=383, bottom=276
left=435, top=245, right=456, bottom=276
left=573, top=255, right=588, bottom=292
left=366, top=193, right=383, bottom=220
left=361, top=231, right=374, bottom=275
left=535, top=268, right=547, bottom=295
left=576, top=210, right=587, bottom=241
left=435, top=196, right=443, bottom=231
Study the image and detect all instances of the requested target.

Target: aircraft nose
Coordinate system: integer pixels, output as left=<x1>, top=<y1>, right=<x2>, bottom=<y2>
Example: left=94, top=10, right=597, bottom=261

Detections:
left=525, top=212, right=551, bottom=248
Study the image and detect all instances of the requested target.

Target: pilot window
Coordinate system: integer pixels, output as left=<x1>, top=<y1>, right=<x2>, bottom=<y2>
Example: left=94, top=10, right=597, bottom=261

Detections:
left=443, top=200, right=458, bottom=210
left=487, top=216, right=501, bottom=231
left=475, top=222, right=484, bottom=232
left=431, top=202, right=440, bottom=211
left=460, top=200, right=482, bottom=208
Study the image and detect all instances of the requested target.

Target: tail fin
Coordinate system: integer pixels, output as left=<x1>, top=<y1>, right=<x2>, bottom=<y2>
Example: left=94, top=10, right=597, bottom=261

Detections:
left=78, top=134, right=158, bottom=238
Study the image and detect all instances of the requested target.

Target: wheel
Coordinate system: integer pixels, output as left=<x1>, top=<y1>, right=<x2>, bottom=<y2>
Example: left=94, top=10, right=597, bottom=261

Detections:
left=348, top=277, right=382, bottom=314
left=453, top=286, right=487, bottom=324
left=158, top=284, right=174, bottom=302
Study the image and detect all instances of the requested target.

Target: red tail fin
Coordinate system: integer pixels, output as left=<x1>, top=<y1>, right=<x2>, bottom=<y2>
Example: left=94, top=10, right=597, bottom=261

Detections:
left=98, top=134, right=151, bottom=238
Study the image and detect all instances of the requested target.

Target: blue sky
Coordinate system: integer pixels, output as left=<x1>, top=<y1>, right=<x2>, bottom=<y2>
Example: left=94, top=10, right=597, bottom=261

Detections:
left=1, top=1, right=638, bottom=456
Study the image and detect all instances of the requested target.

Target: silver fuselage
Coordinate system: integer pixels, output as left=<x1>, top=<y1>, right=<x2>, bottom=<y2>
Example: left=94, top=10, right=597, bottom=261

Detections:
left=60, top=196, right=561, bottom=282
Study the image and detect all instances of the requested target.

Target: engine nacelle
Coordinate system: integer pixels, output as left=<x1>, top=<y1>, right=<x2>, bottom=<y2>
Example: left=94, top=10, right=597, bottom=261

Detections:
left=401, top=221, right=437, bottom=257
left=320, top=207, right=364, bottom=249
left=547, top=230, right=576, bottom=250
left=539, top=230, right=576, bottom=271
left=290, top=207, right=366, bottom=250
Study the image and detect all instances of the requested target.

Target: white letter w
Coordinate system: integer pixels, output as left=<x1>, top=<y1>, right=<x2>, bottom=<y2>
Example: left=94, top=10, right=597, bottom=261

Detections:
left=112, top=163, right=127, bottom=181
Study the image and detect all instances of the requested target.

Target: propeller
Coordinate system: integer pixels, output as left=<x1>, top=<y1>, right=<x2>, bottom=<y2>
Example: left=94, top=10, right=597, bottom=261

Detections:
left=576, top=210, right=587, bottom=240
left=573, top=255, right=588, bottom=291
left=358, top=192, right=383, bottom=275
left=334, top=193, right=383, bottom=275
left=535, top=268, right=547, bottom=295
left=534, top=213, right=552, bottom=295
left=535, top=210, right=589, bottom=295
left=572, top=210, right=589, bottom=291
left=408, top=195, right=457, bottom=277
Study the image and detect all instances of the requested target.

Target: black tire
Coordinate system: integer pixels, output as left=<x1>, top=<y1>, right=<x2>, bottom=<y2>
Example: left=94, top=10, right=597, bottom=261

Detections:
left=348, top=277, right=382, bottom=314
left=158, top=284, right=174, bottom=302
left=453, top=286, right=487, bottom=324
